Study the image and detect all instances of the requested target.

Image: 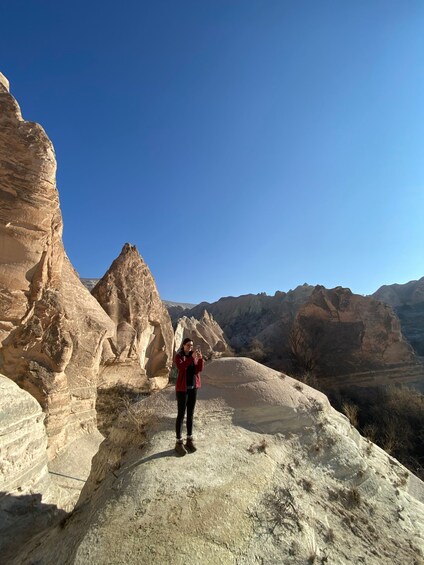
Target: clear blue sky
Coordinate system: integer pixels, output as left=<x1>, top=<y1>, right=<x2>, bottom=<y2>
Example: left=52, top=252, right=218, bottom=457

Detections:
left=2, top=1, right=423, bottom=303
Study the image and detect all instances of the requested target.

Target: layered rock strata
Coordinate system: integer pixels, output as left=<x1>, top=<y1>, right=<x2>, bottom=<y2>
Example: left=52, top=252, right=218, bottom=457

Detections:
left=0, top=375, right=67, bottom=563
left=174, top=310, right=231, bottom=358
left=0, top=73, right=114, bottom=457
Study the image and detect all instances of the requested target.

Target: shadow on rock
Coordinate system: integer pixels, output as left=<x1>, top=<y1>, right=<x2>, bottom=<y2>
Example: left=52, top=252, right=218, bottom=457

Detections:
left=0, top=491, right=67, bottom=564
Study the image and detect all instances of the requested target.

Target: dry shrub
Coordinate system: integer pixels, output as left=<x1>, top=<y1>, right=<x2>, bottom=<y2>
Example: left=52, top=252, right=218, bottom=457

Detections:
left=342, top=401, right=359, bottom=427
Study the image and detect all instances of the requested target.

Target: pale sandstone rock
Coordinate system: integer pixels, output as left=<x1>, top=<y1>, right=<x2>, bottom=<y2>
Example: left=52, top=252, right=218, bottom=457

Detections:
left=15, top=358, right=424, bottom=565
left=92, top=243, right=174, bottom=390
left=0, top=375, right=68, bottom=563
left=0, top=75, right=114, bottom=458
left=174, top=310, right=231, bottom=359
left=0, top=374, right=50, bottom=494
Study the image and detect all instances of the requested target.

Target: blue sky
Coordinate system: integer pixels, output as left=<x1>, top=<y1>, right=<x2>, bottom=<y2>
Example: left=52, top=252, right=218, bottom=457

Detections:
left=1, top=1, right=423, bottom=303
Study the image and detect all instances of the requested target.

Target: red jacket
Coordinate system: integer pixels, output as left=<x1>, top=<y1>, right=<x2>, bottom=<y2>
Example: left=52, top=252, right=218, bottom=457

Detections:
left=174, top=352, right=204, bottom=392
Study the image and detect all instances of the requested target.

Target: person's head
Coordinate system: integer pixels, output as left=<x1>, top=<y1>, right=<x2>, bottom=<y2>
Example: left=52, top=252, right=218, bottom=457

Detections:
left=181, top=338, right=193, bottom=355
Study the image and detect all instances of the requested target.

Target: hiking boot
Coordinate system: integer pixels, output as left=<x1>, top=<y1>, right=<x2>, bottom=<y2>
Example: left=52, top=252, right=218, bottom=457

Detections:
left=175, top=440, right=187, bottom=457
left=185, top=437, right=197, bottom=453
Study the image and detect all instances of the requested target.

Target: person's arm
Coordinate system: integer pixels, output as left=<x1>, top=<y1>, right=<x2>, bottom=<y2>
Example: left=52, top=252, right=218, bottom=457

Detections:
left=174, top=353, right=193, bottom=370
left=195, top=357, right=204, bottom=372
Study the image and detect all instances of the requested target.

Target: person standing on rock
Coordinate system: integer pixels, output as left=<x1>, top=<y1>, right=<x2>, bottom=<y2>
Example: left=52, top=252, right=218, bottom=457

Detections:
left=174, top=338, right=204, bottom=456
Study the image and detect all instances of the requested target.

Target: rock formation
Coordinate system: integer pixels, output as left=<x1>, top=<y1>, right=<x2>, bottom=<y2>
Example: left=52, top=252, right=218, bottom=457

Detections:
left=0, top=374, right=52, bottom=498
left=292, top=285, right=418, bottom=377
left=373, top=276, right=424, bottom=308
left=0, top=375, right=67, bottom=563
left=175, top=284, right=424, bottom=389
left=173, top=284, right=315, bottom=353
left=174, top=310, right=231, bottom=358
left=373, top=277, right=424, bottom=357
left=0, top=73, right=114, bottom=457
left=91, top=243, right=174, bottom=401
left=14, top=358, right=424, bottom=564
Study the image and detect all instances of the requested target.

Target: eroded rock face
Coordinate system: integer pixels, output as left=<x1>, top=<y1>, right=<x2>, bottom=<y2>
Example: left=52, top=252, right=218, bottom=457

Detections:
left=0, top=374, right=50, bottom=494
left=0, top=374, right=67, bottom=563
left=15, top=358, right=424, bottom=565
left=92, top=243, right=174, bottom=395
left=293, top=286, right=417, bottom=377
left=0, top=74, right=114, bottom=457
left=174, top=310, right=231, bottom=359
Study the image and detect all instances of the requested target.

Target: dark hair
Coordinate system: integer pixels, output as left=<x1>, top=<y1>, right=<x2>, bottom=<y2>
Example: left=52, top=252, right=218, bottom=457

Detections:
left=178, top=337, right=193, bottom=355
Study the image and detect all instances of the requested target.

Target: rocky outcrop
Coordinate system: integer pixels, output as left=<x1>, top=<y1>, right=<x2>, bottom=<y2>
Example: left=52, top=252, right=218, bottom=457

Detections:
left=293, top=286, right=417, bottom=375
left=0, top=375, right=67, bottom=563
left=0, top=74, right=114, bottom=457
left=174, top=310, right=231, bottom=358
left=92, top=244, right=174, bottom=397
left=0, top=374, right=51, bottom=495
left=373, top=277, right=424, bottom=357
left=14, top=358, right=424, bottom=565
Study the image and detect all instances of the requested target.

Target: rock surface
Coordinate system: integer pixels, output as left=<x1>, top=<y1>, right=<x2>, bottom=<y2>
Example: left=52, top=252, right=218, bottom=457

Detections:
left=174, top=310, right=231, bottom=359
left=373, top=277, right=424, bottom=357
left=0, top=375, right=67, bottom=563
left=14, top=358, right=424, bottom=565
left=0, top=73, right=114, bottom=457
left=294, top=285, right=418, bottom=376
left=91, top=244, right=174, bottom=432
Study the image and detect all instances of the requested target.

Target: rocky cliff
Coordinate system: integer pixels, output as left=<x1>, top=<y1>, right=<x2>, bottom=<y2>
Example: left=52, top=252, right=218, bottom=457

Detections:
left=373, top=277, right=424, bottom=357
left=13, top=358, right=424, bottom=565
left=293, top=285, right=417, bottom=376
left=0, top=72, right=114, bottom=457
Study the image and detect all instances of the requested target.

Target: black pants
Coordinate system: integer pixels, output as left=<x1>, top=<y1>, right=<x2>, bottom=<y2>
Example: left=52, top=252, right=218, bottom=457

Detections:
left=176, top=389, right=197, bottom=439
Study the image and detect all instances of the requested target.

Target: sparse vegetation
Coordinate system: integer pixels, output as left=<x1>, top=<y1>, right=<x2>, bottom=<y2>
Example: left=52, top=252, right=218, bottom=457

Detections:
left=324, top=528, right=335, bottom=543
left=329, top=385, right=424, bottom=480
left=341, top=401, right=359, bottom=427
left=119, top=394, right=146, bottom=433
left=248, top=438, right=269, bottom=454
left=265, top=486, right=302, bottom=534
left=340, top=487, right=361, bottom=509
left=301, top=478, right=313, bottom=492
left=249, top=486, right=302, bottom=538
